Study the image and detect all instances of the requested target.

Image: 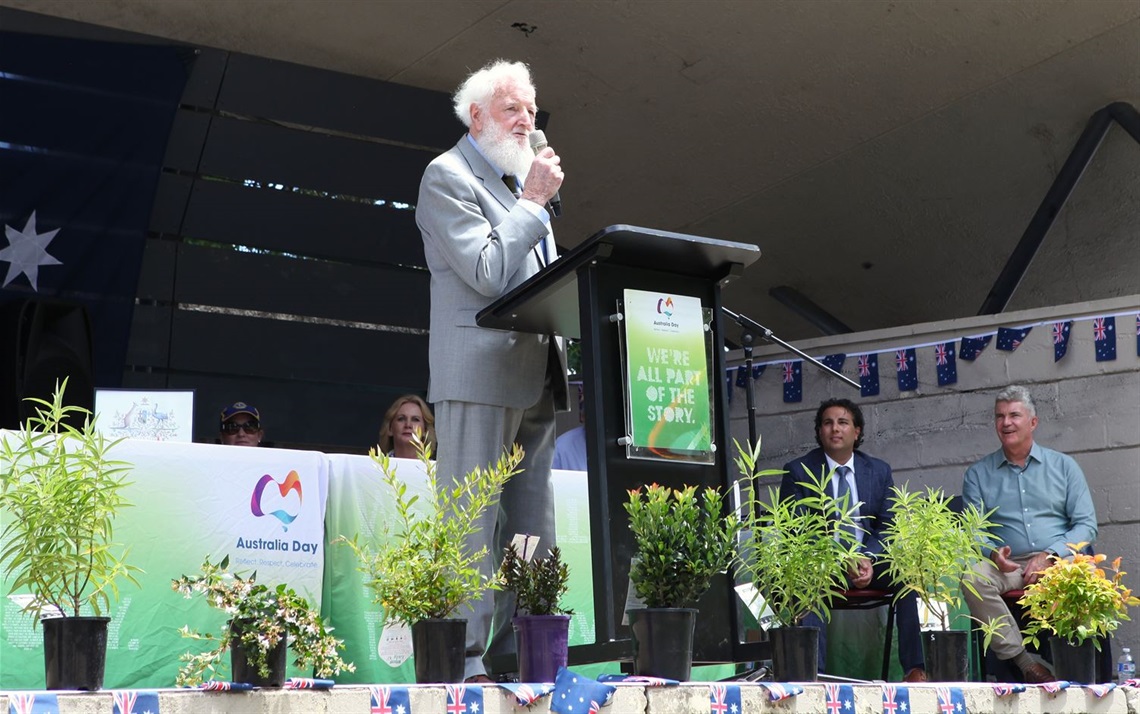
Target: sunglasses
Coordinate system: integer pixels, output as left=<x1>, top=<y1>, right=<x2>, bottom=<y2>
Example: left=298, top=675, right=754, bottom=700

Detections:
left=222, top=421, right=261, bottom=434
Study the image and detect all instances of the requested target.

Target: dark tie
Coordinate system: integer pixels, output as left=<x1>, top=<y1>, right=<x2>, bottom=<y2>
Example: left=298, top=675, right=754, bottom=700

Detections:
left=835, top=465, right=860, bottom=545
left=502, top=174, right=521, bottom=198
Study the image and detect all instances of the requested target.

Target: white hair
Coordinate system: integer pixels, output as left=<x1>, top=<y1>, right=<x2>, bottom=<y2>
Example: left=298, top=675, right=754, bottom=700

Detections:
left=452, top=59, right=534, bottom=128
left=995, top=385, right=1036, bottom=417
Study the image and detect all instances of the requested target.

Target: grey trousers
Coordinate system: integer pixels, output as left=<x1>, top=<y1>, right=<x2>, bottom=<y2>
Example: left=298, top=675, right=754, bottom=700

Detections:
left=435, top=386, right=557, bottom=680
left=962, top=551, right=1040, bottom=660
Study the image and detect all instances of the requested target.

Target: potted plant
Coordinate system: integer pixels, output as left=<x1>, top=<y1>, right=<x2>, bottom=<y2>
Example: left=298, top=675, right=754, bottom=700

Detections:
left=498, top=544, right=573, bottom=682
left=736, top=440, right=861, bottom=682
left=624, top=481, right=743, bottom=681
left=878, top=485, right=997, bottom=681
left=0, top=379, right=140, bottom=690
left=1019, top=542, right=1140, bottom=684
left=171, top=554, right=354, bottom=686
left=340, top=439, right=522, bottom=683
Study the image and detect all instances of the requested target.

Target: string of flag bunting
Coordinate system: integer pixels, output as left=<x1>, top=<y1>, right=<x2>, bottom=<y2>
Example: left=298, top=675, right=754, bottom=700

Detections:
left=726, top=311, right=1139, bottom=404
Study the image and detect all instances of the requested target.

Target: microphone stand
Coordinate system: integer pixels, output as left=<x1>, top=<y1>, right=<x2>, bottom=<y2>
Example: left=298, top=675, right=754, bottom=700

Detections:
left=722, top=307, right=860, bottom=390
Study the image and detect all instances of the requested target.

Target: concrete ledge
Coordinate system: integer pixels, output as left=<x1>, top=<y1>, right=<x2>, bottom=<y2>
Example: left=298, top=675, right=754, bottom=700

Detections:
left=2, top=682, right=1138, bottom=713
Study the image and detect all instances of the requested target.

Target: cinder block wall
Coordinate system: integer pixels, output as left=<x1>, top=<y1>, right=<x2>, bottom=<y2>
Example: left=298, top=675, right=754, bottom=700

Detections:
left=727, top=295, right=1140, bottom=659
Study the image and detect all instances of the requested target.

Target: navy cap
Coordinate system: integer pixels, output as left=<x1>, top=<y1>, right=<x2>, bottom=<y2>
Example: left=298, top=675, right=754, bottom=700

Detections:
left=220, top=401, right=260, bottom=427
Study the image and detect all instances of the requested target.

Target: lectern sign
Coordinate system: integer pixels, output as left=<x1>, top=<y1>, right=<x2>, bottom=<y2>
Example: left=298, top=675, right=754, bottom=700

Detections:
left=622, top=289, right=714, bottom=463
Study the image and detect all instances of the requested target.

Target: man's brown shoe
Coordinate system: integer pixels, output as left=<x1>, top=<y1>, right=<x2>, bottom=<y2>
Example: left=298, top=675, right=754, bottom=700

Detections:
left=465, top=674, right=493, bottom=684
left=903, top=667, right=928, bottom=683
left=1020, top=662, right=1053, bottom=684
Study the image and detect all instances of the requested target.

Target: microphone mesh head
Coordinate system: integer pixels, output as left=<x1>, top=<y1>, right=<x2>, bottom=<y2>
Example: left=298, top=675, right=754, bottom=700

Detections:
left=529, top=129, right=548, bottom=152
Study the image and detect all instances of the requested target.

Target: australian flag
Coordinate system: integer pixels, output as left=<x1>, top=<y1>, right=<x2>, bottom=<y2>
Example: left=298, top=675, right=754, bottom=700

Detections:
left=111, top=691, right=160, bottom=714
left=881, top=683, right=909, bottom=714
left=959, top=334, right=992, bottom=361
left=996, top=326, right=1032, bottom=352
left=824, top=683, right=854, bottom=714
left=782, top=360, right=802, bottom=403
left=0, top=31, right=189, bottom=387
left=1052, top=321, right=1072, bottom=362
left=894, top=348, right=917, bottom=392
left=708, top=683, right=741, bottom=714
left=934, top=342, right=957, bottom=386
left=7, top=693, right=59, bottom=714
left=1093, top=316, right=1116, bottom=361
left=820, top=353, right=846, bottom=372
left=935, top=686, right=966, bottom=714
left=551, top=669, right=615, bottom=714
left=857, top=353, right=879, bottom=397
left=445, top=684, right=482, bottom=714
left=368, top=685, right=411, bottom=713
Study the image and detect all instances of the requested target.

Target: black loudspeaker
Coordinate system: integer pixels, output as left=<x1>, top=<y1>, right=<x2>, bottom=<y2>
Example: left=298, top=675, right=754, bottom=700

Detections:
left=0, top=299, right=95, bottom=429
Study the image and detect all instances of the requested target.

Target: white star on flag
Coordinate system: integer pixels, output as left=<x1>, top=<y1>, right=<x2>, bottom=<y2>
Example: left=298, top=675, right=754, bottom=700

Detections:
left=1, top=211, right=62, bottom=290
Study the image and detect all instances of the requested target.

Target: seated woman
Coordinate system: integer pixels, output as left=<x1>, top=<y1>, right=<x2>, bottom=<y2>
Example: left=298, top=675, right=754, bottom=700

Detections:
left=378, top=394, right=436, bottom=459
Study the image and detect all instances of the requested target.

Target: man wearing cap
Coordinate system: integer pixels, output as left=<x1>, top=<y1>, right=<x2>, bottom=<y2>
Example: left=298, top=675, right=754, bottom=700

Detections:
left=219, top=402, right=263, bottom=447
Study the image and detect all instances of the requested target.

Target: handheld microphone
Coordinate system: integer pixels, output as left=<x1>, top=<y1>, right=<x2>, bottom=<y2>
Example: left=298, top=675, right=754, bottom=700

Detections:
left=528, top=130, right=562, bottom=217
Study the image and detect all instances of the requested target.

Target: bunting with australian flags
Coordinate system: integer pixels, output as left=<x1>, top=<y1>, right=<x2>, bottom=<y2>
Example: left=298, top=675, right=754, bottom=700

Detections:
left=727, top=310, right=1136, bottom=401
left=0, top=30, right=189, bottom=386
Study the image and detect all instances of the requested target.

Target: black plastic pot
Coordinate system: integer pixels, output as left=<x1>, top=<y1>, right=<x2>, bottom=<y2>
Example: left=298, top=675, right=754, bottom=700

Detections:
left=769, top=626, right=819, bottom=682
left=513, top=614, right=571, bottom=683
left=1049, top=636, right=1096, bottom=684
left=230, top=623, right=288, bottom=687
left=43, top=616, right=110, bottom=690
left=923, top=630, right=969, bottom=681
left=412, top=618, right=466, bottom=683
left=627, top=607, right=697, bottom=681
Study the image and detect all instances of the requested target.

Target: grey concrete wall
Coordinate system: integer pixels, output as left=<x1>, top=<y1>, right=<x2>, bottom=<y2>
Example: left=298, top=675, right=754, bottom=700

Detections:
left=727, top=295, right=1140, bottom=660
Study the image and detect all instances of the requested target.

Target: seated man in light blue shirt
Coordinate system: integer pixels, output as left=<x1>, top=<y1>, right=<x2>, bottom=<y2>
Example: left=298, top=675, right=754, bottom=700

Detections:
left=962, top=384, right=1097, bottom=684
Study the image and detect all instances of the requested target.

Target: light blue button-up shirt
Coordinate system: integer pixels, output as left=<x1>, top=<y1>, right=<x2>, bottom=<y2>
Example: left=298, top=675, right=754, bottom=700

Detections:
left=962, top=441, right=1097, bottom=557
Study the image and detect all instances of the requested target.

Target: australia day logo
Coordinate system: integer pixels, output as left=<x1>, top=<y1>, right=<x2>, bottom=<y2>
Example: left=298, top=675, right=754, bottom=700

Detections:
left=250, top=470, right=303, bottom=532
left=656, top=296, right=674, bottom=318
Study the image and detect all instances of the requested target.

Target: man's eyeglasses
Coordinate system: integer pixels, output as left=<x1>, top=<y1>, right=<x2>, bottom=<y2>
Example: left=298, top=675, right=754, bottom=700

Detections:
left=222, top=421, right=261, bottom=434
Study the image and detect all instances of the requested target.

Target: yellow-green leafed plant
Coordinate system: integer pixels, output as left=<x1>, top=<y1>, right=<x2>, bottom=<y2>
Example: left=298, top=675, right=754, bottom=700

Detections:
left=735, top=439, right=862, bottom=627
left=0, top=379, right=140, bottom=620
left=1020, top=542, right=1140, bottom=650
left=879, top=486, right=996, bottom=631
left=625, top=483, right=742, bottom=608
left=340, top=437, right=522, bottom=625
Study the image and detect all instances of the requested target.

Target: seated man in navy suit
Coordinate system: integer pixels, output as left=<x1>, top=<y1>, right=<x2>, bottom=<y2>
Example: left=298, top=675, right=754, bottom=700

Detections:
left=780, top=398, right=926, bottom=682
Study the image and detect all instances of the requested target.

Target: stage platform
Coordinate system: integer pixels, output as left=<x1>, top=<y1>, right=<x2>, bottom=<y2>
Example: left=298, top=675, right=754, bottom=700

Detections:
left=2, top=681, right=1138, bottom=713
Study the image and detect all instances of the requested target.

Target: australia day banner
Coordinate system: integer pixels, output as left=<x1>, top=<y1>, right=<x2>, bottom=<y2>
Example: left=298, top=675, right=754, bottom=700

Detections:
left=622, top=289, right=713, bottom=463
left=322, top=455, right=609, bottom=683
left=0, top=436, right=327, bottom=688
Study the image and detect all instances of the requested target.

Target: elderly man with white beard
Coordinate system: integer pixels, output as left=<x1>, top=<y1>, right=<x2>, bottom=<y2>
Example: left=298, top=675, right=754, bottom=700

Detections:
left=415, top=59, right=569, bottom=683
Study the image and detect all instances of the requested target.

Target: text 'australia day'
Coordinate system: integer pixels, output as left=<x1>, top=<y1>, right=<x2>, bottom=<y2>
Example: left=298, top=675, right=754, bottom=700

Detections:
left=235, top=536, right=319, bottom=555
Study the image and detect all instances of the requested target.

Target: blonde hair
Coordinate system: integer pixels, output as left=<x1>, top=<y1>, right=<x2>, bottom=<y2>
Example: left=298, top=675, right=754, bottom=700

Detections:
left=378, top=394, right=436, bottom=455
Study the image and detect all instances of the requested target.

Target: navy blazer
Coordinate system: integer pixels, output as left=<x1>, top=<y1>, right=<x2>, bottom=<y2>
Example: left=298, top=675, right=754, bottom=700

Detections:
left=779, top=447, right=896, bottom=558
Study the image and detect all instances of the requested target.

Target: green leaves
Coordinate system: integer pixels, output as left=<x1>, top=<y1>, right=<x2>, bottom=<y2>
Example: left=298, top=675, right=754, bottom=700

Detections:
left=737, top=460, right=862, bottom=627
left=171, top=555, right=354, bottom=685
left=0, top=378, right=140, bottom=619
left=624, top=483, right=742, bottom=608
left=339, top=435, right=522, bottom=625
left=879, top=485, right=995, bottom=630
left=499, top=545, right=572, bottom=616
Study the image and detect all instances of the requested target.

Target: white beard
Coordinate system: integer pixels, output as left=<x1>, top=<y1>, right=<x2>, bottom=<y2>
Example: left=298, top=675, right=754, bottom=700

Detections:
left=475, top=121, right=533, bottom=179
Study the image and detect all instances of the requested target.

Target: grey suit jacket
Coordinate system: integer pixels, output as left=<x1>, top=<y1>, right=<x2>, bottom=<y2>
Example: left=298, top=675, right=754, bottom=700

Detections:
left=416, top=136, right=568, bottom=410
